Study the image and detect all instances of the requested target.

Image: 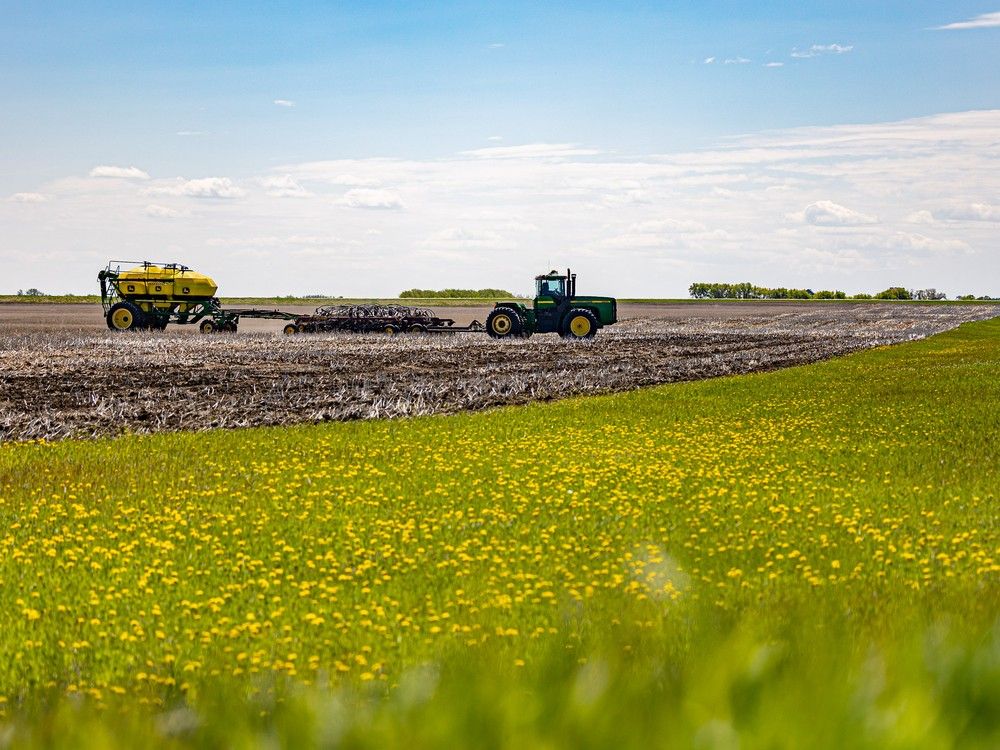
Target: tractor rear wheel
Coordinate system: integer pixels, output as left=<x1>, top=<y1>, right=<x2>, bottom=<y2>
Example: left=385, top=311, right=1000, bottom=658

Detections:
left=486, top=308, right=523, bottom=339
left=561, top=308, right=598, bottom=339
left=106, top=301, right=145, bottom=332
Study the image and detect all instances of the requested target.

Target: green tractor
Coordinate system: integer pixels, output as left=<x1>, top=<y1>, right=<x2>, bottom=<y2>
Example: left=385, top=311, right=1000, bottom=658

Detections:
left=485, top=268, right=617, bottom=339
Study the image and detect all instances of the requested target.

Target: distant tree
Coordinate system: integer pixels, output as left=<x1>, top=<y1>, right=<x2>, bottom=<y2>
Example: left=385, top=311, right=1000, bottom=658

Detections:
left=18, top=288, right=44, bottom=297
left=852, top=293, right=873, bottom=300
left=875, top=287, right=912, bottom=300
left=912, top=288, right=946, bottom=301
left=400, top=288, right=516, bottom=299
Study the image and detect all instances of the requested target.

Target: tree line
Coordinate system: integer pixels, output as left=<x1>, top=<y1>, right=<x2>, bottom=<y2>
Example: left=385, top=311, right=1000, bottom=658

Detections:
left=400, top=288, right=516, bottom=299
left=688, top=283, right=962, bottom=301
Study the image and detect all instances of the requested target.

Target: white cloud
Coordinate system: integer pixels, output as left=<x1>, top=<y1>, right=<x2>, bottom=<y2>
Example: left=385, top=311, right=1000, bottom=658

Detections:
left=460, top=143, right=601, bottom=159
left=487, top=135, right=504, bottom=142
left=488, top=43, right=505, bottom=49
left=147, top=177, right=246, bottom=199
left=933, top=12, right=1000, bottom=30
left=176, top=130, right=206, bottom=137
left=89, top=165, right=150, bottom=180
left=421, top=228, right=513, bottom=251
left=905, top=210, right=936, bottom=224
left=724, top=57, right=751, bottom=65
left=273, top=99, right=295, bottom=107
left=9, top=192, right=47, bottom=203
left=144, top=204, right=182, bottom=218
left=939, top=203, right=1000, bottom=222
left=703, top=57, right=716, bottom=64
left=791, top=44, right=853, bottom=58
left=791, top=201, right=878, bottom=226
left=259, top=174, right=313, bottom=198
left=764, top=62, right=784, bottom=68
left=339, top=188, right=403, bottom=210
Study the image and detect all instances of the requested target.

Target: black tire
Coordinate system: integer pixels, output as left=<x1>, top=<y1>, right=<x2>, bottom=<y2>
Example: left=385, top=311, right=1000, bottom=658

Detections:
left=106, top=301, right=145, bottom=332
left=407, top=323, right=428, bottom=334
left=199, top=319, right=218, bottom=334
left=384, top=324, right=400, bottom=335
left=223, top=322, right=238, bottom=333
left=486, top=308, right=523, bottom=339
left=561, top=308, right=599, bottom=339
left=283, top=323, right=298, bottom=335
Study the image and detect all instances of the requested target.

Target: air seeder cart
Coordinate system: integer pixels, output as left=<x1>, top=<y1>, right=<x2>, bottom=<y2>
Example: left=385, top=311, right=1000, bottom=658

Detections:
left=98, top=260, right=299, bottom=333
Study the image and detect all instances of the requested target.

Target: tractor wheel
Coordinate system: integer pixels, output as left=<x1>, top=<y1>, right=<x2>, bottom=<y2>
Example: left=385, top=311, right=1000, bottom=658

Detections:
left=223, top=322, right=238, bottom=333
left=199, top=319, right=218, bottom=334
left=561, top=308, right=599, bottom=339
left=384, top=325, right=400, bottom=335
left=106, top=301, right=145, bottom=332
left=283, top=323, right=298, bottom=335
left=486, top=308, right=523, bottom=339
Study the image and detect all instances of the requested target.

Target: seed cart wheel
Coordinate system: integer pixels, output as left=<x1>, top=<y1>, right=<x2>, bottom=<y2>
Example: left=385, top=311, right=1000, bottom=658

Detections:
left=223, top=322, right=238, bottom=333
left=384, top=325, right=400, bottom=335
left=199, top=319, right=218, bottom=334
left=486, top=308, right=523, bottom=339
left=561, top=308, right=598, bottom=339
left=106, top=301, right=145, bottom=332
left=283, top=323, right=298, bottom=335
left=407, top=324, right=427, bottom=334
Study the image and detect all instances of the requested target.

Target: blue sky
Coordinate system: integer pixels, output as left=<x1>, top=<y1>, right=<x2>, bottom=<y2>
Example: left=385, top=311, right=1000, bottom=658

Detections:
left=2, top=2, right=999, bottom=295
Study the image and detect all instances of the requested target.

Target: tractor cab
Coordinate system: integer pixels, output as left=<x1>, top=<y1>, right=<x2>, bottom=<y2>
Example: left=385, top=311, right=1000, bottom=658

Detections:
left=535, top=270, right=573, bottom=300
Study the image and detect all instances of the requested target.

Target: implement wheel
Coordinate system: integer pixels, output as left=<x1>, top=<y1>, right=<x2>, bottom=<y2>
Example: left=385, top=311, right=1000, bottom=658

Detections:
left=199, top=319, right=218, bottom=334
left=106, top=301, right=144, bottom=332
left=384, top=325, right=400, bottom=335
left=283, top=323, right=298, bottom=335
left=486, top=308, right=523, bottom=339
left=561, top=308, right=598, bottom=339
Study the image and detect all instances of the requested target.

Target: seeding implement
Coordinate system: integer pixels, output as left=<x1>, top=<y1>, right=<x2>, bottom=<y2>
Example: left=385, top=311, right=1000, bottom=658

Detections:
left=284, top=304, right=484, bottom=335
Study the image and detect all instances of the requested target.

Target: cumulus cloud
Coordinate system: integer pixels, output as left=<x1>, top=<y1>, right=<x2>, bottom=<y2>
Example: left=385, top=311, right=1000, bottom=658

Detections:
left=791, top=201, right=878, bottom=226
left=89, top=165, right=150, bottom=180
left=147, top=177, right=246, bottom=199
left=703, top=56, right=716, bottom=64
left=273, top=99, right=295, bottom=107
left=144, top=204, right=182, bottom=218
left=939, top=203, right=1000, bottom=222
left=421, top=228, right=513, bottom=251
left=259, top=174, right=313, bottom=198
left=339, top=188, right=403, bottom=210
left=933, top=12, right=1000, bottom=30
left=905, top=210, right=936, bottom=224
left=460, top=143, right=601, bottom=159
left=791, top=44, right=853, bottom=58
left=9, top=192, right=47, bottom=203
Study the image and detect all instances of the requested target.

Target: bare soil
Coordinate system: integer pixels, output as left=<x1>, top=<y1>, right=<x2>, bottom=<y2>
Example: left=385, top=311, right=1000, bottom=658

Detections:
left=1, top=303, right=995, bottom=442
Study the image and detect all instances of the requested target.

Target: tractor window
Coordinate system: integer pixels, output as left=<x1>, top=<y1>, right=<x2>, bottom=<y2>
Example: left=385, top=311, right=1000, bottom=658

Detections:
left=536, top=278, right=566, bottom=297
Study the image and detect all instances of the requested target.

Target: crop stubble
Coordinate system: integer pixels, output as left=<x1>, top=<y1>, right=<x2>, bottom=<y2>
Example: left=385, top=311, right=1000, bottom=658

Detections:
left=0, top=304, right=996, bottom=442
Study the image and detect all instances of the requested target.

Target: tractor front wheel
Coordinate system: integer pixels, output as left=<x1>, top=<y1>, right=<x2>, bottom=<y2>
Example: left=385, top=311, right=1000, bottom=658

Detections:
left=486, top=308, right=523, bottom=339
left=106, top=301, right=145, bottom=332
left=561, top=308, right=598, bottom=339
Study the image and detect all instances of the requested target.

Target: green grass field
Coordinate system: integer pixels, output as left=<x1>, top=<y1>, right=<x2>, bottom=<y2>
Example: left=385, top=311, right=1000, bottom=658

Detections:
left=0, top=320, right=998, bottom=747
